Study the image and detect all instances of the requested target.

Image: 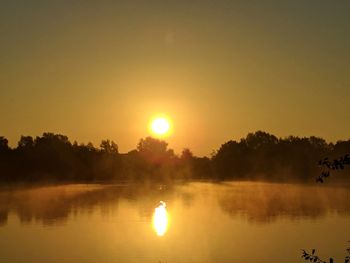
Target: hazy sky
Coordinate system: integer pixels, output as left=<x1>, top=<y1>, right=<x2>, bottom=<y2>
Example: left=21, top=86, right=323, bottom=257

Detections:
left=0, top=0, right=349, bottom=155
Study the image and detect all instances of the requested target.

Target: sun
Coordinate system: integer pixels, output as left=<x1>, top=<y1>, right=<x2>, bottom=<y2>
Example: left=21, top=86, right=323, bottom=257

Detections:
left=150, top=117, right=171, bottom=136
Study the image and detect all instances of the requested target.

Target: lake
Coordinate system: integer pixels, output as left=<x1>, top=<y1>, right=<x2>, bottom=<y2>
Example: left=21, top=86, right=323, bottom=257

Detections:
left=0, top=182, right=349, bottom=263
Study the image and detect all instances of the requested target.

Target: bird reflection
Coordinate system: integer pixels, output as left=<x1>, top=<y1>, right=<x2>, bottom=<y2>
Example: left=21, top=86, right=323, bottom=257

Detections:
left=153, top=201, right=168, bottom=236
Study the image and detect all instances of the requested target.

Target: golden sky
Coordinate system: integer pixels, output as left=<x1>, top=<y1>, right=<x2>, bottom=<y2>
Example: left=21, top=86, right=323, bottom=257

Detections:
left=0, top=1, right=349, bottom=155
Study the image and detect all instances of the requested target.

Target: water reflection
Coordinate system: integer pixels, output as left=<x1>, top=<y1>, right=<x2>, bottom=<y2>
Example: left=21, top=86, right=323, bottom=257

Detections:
left=217, top=182, right=350, bottom=223
left=0, top=182, right=349, bottom=227
left=0, top=184, right=175, bottom=226
left=0, top=182, right=349, bottom=263
left=153, top=201, right=168, bottom=236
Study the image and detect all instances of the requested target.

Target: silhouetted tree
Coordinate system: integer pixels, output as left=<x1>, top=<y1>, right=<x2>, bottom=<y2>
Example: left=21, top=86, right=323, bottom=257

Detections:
left=0, top=131, right=348, bottom=183
left=212, top=140, right=250, bottom=180
left=0, top=136, right=9, bottom=151
left=137, top=137, right=175, bottom=164
left=211, top=131, right=342, bottom=182
left=317, top=154, right=350, bottom=183
left=18, top=136, right=34, bottom=149
left=0, top=136, right=11, bottom=181
left=100, top=139, right=118, bottom=154
left=134, top=137, right=178, bottom=181
left=180, top=148, right=193, bottom=160
left=245, top=130, right=278, bottom=150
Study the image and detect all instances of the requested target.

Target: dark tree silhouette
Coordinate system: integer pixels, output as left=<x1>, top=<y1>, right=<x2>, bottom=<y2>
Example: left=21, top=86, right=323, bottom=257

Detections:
left=0, top=136, right=9, bottom=151
left=317, top=154, right=350, bottom=183
left=100, top=139, right=118, bottom=154
left=302, top=249, right=332, bottom=263
left=302, top=242, right=350, bottom=263
left=180, top=148, right=193, bottom=160
left=211, top=131, right=341, bottom=182
left=18, top=136, right=34, bottom=149
left=137, top=137, right=174, bottom=161
left=0, top=131, right=349, bottom=183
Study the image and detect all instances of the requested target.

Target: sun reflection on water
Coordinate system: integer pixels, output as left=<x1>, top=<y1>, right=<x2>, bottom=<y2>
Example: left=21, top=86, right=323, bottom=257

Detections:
left=153, top=201, right=168, bottom=236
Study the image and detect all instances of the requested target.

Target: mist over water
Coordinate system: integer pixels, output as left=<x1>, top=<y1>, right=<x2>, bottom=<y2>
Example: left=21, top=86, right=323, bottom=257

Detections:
left=0, top=182, right=349, bottom=263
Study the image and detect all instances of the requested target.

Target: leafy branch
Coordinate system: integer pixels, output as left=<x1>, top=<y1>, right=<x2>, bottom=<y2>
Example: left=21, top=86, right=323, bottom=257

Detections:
left=302, top=249, right=329, bottom=263
left=345, top=241, right=350, bottom=263
left=302, top=242, right=350, bottom=263
left=317, top=154, right=350, bottom=183
left=303, top=156, right=350, bottom=262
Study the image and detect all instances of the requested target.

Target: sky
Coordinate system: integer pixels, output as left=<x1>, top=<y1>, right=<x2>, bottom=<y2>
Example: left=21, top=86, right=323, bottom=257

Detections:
left=0, top=0, right=349, bottom=156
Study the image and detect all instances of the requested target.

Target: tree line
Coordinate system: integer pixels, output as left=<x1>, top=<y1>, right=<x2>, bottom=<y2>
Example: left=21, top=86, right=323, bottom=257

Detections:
left=0, top=131, right=349, bottom=183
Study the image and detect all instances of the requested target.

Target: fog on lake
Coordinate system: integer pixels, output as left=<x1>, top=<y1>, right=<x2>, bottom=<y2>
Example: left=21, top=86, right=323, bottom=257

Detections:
left=0, top=182, right=349, bottom=263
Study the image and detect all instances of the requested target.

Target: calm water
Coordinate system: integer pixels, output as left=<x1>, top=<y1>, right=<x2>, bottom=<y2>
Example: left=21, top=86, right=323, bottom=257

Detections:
left=0, top=182, right=349, bottom=263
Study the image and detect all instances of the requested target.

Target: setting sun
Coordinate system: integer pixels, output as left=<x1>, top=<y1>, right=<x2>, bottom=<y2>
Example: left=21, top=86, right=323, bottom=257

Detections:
left=150, top=117, right=171, bottom=136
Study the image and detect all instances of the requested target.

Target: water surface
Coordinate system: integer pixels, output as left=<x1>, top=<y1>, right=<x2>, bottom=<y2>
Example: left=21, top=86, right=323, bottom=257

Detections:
left=0, top=182, right=349, bottom=263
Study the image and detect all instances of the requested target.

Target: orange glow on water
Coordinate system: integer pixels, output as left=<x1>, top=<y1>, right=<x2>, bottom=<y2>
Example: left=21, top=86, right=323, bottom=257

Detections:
left=152, top=201, right=168, bottom=236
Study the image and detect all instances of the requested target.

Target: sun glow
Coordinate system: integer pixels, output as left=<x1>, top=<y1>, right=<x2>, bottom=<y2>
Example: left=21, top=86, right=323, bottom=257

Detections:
left=150, top=117, right=171, bottom=136
left=152, top=201, right=168, bottom=236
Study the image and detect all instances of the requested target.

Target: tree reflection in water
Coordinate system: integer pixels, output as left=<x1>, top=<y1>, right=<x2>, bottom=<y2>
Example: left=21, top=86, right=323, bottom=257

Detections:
left=0, top=182, right=349, bottom=227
